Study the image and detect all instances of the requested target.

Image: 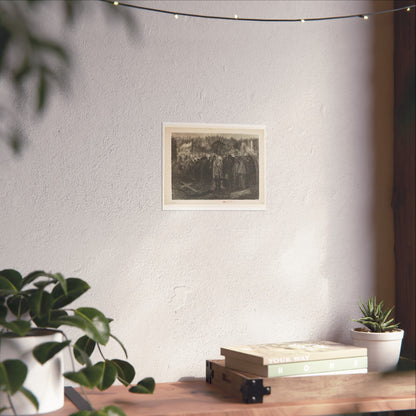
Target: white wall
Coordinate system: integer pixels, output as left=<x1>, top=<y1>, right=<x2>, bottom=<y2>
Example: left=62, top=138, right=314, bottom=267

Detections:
left=0, top=1, right=394, bottom=382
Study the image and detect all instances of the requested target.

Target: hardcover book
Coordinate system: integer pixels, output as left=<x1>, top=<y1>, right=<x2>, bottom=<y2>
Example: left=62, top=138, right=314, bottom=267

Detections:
left=220, top=341, right=367, bottom=366
left=224, top=355, right=368, bottom=377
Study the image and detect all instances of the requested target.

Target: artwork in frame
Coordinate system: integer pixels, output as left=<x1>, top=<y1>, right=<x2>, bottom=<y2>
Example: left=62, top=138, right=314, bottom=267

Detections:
left=163, top=123, right=265, bottom=210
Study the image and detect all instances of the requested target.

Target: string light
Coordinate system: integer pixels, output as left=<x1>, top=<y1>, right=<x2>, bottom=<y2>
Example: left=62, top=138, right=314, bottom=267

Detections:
left=99, top=0, right=415, bottom=23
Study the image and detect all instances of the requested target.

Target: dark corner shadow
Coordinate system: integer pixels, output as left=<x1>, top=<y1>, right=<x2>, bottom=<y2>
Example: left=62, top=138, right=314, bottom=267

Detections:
left=371, top=2, right=396, bottom=308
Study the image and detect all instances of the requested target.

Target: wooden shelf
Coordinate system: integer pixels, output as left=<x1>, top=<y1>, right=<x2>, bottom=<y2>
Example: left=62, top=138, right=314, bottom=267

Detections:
left=50, top=366, right=415, bottom=416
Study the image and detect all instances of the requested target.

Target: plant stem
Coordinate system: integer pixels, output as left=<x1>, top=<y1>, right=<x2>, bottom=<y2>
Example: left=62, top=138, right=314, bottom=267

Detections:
left=17, top=296, right=22, bottom=320
left=7, top=393, right=17, bottom=416
left=97, top=343, right=106, bottom=361
left=61, top=332, right=94, bottom=411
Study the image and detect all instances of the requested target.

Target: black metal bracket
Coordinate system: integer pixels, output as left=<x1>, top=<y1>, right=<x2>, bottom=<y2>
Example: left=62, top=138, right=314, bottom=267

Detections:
left=206, top=360, right=214, bottom=383
left=240, top=378, right=271, bottom=403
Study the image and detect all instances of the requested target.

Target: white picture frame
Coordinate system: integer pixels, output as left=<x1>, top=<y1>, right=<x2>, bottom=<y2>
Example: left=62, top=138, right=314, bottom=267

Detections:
left=163, top=123, right=266, bottom=210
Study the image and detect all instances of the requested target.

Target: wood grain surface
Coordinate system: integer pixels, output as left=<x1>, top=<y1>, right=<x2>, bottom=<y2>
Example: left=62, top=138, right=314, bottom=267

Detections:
left=50, top=367, right=415, bottom=416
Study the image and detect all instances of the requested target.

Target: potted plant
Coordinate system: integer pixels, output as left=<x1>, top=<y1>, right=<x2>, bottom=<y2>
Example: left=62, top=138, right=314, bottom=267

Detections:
left=0, top=269, right=155, bottom=416
left=351, top=296, right=404, bottom=372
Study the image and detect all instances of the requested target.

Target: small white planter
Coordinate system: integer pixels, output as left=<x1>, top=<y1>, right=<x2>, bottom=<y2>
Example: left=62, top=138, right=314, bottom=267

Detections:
left=0, top=329, right=64, bottom=415
left=351, top=328, right=404, bottom=372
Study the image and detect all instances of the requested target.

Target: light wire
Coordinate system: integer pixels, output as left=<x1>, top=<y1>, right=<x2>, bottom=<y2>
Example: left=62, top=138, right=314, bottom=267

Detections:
left=100, top=1, right=415, bottom=23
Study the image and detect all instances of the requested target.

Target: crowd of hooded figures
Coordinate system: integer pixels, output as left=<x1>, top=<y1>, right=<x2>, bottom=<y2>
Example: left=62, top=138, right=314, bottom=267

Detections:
left=173, top=151, right=258, bottom=195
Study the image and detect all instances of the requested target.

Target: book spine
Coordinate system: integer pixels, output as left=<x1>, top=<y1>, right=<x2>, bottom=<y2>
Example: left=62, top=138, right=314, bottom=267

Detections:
left=285, top=368, right=368, bottom=377
left=267, top=356, right=368, bottom=377
left=225, top=356, right=368, bottom=377
left=221, top=346, right=368, bottom=365
left=262, top=349, right=368, bottom=365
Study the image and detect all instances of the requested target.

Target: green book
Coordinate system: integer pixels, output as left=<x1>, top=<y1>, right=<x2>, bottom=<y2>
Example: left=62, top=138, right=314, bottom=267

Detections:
left=224, top=355, right=368, bottom=377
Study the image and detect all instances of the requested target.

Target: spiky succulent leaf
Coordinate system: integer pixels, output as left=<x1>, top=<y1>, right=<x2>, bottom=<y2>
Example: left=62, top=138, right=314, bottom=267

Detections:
left=353, top=296, right=400, bottom=332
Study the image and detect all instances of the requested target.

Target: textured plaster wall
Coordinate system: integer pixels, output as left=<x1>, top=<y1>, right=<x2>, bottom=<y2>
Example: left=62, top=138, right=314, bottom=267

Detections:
left=0, top=1, right=394, bottom=382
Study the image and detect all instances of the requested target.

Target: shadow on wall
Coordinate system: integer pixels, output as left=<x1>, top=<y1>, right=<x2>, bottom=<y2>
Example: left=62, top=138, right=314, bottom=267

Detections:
left=321, top=1, right=396, bottom=344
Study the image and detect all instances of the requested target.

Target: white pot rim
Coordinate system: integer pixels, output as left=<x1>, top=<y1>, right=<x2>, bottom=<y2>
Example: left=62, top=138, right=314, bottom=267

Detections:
left=1, top=328, right=61, bottom=338
left=351, top=327, right=404, bottom=341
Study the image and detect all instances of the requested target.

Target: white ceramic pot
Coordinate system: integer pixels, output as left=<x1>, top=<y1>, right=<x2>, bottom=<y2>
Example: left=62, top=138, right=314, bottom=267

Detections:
left=0, top=329, right=64, bottom=415
left=351, top=328, right=404, bottom=372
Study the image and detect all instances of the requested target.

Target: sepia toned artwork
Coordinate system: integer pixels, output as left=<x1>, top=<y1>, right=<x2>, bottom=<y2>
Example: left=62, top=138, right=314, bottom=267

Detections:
left=163, top=123, right=265, bottom=210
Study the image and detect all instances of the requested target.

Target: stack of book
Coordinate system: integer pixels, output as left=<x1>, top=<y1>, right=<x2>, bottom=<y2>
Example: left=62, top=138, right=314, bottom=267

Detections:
left=220, top=340, right=368, bottom=378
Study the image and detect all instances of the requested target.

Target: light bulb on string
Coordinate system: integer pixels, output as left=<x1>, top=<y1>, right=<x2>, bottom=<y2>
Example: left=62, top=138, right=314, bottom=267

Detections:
left=174, top=14, right=179, bottom=19
left=100, top=1, right=416, bottom=24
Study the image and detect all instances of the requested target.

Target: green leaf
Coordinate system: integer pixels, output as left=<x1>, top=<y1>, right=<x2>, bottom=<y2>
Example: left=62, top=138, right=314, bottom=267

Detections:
left=54, top=309, right=109, bottom=346
left=68, top=412, right=91, bottom=416
left=69, top=407, right=126, bottom=416
left=74, top=308, right=110, bottom=345
left=64, top=366, right=102, bottom=389
left=110, top=359, right=135, bottom=386
left=22, top=270, right=50, bottom=287
left=47, top=310, right=69, bottom=328
left=73, top=349, right=92, bottom=367
left=29, top=289, right=53, bottom=317
left=383, top=306, right=394, bottom=321
left=19, top=386, right=39, bottom=411
left=97, top=406, right=127, bottom=416
left=52, top=315, right=89, bottom=333
left=23, top=271, right=68, bottom=295
left=0, top=359, right=27, bottom=395
left=0, top=270, right=22, bottom=291
left=0, top=303, right=7, bottom=321
left=36, top=273, right=67, bottom=294
left=7, top=295, right=30, bottom=318
left=0, top=276, right=19, bottom=296
left=33, top=340, right=70, bottom=364
left=51, top=278, right=90, bottom=309
left=29, top=290, right=53, bottom=326
left=128, top=377, right=155, bottom=394
left=0, top=319, right=31, bottom=336
left=33, top=280, right=55, bottom=290
left=74, top=335, right=96, bottom=365
left=94, top=361, right=117, bottom=391
left=52, top=273, right=67, bottom=294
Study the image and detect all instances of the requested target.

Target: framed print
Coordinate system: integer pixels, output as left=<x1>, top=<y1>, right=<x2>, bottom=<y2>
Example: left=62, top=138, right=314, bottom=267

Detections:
left=163, top=123, right=265, bottom=210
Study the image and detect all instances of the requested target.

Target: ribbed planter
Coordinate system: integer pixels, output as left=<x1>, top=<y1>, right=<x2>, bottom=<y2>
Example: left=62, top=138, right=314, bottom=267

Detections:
left=351, top=328, right=404, bottom=372
left=0, top=329, right=64, bottom=415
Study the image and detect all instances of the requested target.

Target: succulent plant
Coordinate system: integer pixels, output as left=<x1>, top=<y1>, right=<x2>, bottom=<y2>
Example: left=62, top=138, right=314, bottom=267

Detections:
left=353, top=296, right=400, bottom=333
